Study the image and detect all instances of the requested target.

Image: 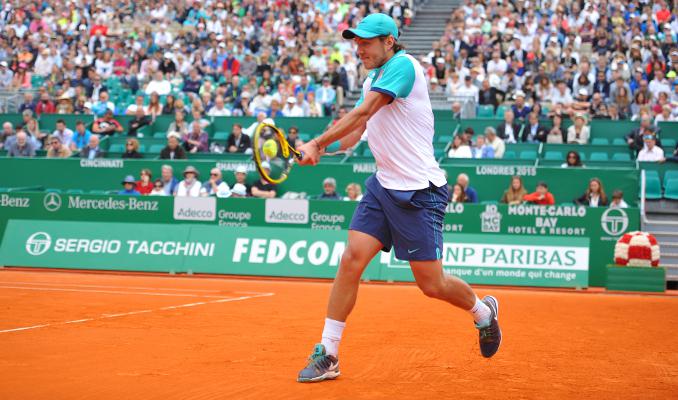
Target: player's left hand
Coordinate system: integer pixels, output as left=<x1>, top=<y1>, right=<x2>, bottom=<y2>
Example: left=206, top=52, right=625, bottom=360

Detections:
left=297, top=140, right=322, bottom=166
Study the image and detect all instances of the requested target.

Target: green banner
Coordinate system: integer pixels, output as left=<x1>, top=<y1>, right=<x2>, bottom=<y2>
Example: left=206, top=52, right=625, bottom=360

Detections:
left=0, top=192, right=639, bottom=286
left=0, top=220, right=589, bottom=288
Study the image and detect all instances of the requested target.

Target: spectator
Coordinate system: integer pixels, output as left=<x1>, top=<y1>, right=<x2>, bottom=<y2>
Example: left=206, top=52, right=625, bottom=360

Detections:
left=551, top=80, right=573, bottom=110
left=575, top=178, right=609, bottom=207
left=207, top=96, right=231, bottom=117
left=567, top=114, right=590, bottom=145
left=176, top=166, right=202, bottom=197
left=511, top=91, right=531, bottom=120
left=0, top=61, right=13, bottom=89
left=637, top=134, right=664, bottom=162
left=160, top=165, right=179, bottom=196
left=496, top=109, right=521, bottom=143
left=282, top=97, right=304, bottom=117
left=546, top=115, right=566, bottom=144
left=231, top=184, right=249, bottom=198
left=70, top=121, right=92, bottom=152
left=478, top=79, right=499, bottom=110
left=20, top=110, right=45, bottom=148
left=471, top=135, right=494, bottom=159
left=51, top=120, right=74, bottom=148
left=122, top=138, right=143, bottom=159
left=91, top=91, right=115, bottom=117
left=161, top=95, right=176, bottom=115
left=307, top=91, right=323, bottom=117
left=182, top=69, right=202, bottom=95
left=522, top=112, right=548, bottom=143
left=146, top=92, right=163, bottom=119
left=447, top=135, right=472, bottom=158
left=119, top=175, right=141, bottom=196
left=523, top=182, right=555, bottom=205
left=589, top=93, right=608, bottom=119
left=627, top=115, right=660, bottom=153
left=35, top=92, right=56, bottom=116
left=316, top=77, right=337, bottom=116
left=128, top=107, right=152, bottom=137
left=56, top=93, right=74, bottom=114
left=318, top=177, right=341, bottom=200
left=450, top=102, right=462, bottom=119
left=93, top=110, right=123, bottom=136
left=562, top=151, right=584, bottom=168
left=449, top=183, right=468, bottom=203
left=200, top=168, right=232, bottom=198
left=167, top=111, right=190, bottom=138
left=46, top=136, right=72, bottom=158
left=485, top=127, right=505, bottom=158
left=80, top=135, right=104, bottom=159
left=609, top=190, right=629, bottom=209
left=160, top=132, right=187, bottom=160
left=183, top=123, right=209, bottom=153
left=86, top=75, right=107, bottom=99
left=0, top=122, right=14, bottom=149
left=18, top=93, right=36, bottom=114
left=136, top=169, right=154, bottom=195
left=233, top=165, right=251, bottom=197
left=344, top=183, right=363, bottom=201
left=249, top=86, right=273, bottom=115
left=227, top=124, right=252, bottom=153
left=125, top=95, right=147, bottom=116
left=150, top=179, right=167, bottom=196
left=500, top=176, right=527, bottom=205
left=654, top=105, right=676, bottom=123
left=457, top=76, right=479, bottom=103
left=286, top=126, right=304, bottom=149
left=457, top=173, right=478, bottom=203
left=145, top=71, right=171, bottom=96
left=5, top=130, right=35, bottom=157
left=251, top=161, right=277, bottom=198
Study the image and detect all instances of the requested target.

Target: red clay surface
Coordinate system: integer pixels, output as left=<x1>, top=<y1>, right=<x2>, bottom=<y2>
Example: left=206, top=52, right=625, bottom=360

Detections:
left=0, top=269, right=677, bottom=399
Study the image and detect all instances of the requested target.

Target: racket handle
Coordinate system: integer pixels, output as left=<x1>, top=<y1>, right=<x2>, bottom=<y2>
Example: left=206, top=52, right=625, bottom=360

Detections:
left=296, top=151, right=304, bottom=160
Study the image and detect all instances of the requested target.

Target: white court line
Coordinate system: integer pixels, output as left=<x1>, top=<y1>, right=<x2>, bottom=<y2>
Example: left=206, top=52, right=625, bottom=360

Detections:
left=0, top=281, right=220, bottom=293
left=0, top=285, right=231, bottom=299
left=0, top=292, right=274, bottom=334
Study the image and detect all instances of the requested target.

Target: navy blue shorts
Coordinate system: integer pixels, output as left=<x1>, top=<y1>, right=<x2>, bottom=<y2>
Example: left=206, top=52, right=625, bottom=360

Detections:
left=349, top=174, right=448, bottom=261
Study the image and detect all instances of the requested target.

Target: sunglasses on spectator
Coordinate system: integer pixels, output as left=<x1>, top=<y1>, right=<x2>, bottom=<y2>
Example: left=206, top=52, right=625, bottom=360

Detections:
left=51, top=141, right=59, bottom=145
left=210, top=173, right=219, bottom=176
left=126, top=142, right=134, bottom=146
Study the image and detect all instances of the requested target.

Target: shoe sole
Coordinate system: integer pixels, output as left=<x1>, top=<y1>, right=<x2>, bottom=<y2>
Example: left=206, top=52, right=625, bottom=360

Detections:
left=297, top=370, right=340, bottom=383
left=482, top=295, right=501, bottom=358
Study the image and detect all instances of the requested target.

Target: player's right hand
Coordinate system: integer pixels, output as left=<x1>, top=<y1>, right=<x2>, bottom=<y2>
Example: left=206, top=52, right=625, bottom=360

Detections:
left=297, top=140, right=321, bottom=166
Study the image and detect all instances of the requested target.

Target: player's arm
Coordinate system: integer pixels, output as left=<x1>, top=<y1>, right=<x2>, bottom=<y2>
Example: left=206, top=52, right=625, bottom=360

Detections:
left=338, top=125, right=365, bottom=151
left=297, top=91, right=391, bottom=165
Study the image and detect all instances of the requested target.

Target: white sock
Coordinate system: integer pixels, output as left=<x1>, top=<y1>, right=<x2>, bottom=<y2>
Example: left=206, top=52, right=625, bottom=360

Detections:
left=320, top=318, right=345, bottom=357
left=468, top=297, right=492, bottom=327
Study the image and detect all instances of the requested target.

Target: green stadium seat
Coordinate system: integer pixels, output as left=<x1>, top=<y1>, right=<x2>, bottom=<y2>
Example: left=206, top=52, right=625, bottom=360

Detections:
left=435, top=134, right=449, bottom=143
left=138, top=144, right=147, bottom=153
left=363, top=148, right=373, bottom=157
left=664, top=179, right=678, bottom=200
left=612, top=153, right=631, bottom=162
left=664, top=171, right=678, bottom=184
left=544, top=151, right=563, bottom=161
left=153, top=132, right=167, bottom=139
left=644, top=176, right=662, bottom=200
left=503, top=150, right=517, bottom=159
left=662, top=138, right=676, bottom=149
left=591, top=138, right=609, bottom=145
left=213, top=132, right=230, bottom=140
left=495, top=105, right=507, bottom=117
left=477, top=105, right=494, bottom=118
left=148, top=144, right=166, bottom=154
left=109, top=144, right=125, bottom=153
left=589, top=152, right=608, bottom=161
left=519, top=150, right=538, bottom=160
left=645, top=170, right=660, bottom=182
left=612, top=138, right=627, bottom=146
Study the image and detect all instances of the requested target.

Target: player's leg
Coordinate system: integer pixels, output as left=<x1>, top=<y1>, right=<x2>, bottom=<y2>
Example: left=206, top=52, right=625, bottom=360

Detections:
left=410, top=260, right=502, bottom=358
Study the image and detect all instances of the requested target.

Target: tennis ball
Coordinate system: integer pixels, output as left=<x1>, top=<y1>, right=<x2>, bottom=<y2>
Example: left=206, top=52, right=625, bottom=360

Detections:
left=263, top=139, right=278, bottom=158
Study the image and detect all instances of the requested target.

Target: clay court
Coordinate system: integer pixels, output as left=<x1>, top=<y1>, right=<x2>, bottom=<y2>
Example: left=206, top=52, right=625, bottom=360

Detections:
left=0, top=269, right=676, bottom=400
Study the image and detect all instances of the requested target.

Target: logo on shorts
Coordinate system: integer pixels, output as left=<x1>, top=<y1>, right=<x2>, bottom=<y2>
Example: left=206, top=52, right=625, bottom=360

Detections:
left=481, top=204, right=502, bottom=233
left=26, top=232, right=52, bottom=256
left=601, top=208, right=628, bottom=237
left=43, top=192, right=62, bottom=212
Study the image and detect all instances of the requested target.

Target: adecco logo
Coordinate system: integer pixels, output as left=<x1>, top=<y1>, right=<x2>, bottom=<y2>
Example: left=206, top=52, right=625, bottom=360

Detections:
left=43, top=192, right=62, bottom=212
left=173, top=197, right=216, bottom=221
left=26, top=232, right=52, bottom=256
left=601, top=208, right=629, bottom=237
left=265, top=199, right=308, bottom=224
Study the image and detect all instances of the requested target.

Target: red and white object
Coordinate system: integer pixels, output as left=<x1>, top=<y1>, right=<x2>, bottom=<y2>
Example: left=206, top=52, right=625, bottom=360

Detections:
left=614, top=231, right=661, bottom=267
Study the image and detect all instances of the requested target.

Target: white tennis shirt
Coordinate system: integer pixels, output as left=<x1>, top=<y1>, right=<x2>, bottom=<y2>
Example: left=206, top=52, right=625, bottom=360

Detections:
left=356, top=50, right=447, bottom=190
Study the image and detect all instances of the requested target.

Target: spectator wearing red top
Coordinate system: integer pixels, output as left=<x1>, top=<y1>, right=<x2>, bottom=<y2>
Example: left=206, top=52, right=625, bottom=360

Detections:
left=35, top=92, right=56, bottom=116
left=523, top=182, right=556, bottom=205
left=222, top=54, right=240, bottom=76
left=136, top=169, right=154, bottom=195
left=92, top=110, right=124, bottom=136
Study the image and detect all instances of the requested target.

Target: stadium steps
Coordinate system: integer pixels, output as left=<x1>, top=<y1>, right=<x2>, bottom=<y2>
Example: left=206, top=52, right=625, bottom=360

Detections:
left=344, top=0, right=459, bottom=110
left=642, top=215, right=678, bottom=280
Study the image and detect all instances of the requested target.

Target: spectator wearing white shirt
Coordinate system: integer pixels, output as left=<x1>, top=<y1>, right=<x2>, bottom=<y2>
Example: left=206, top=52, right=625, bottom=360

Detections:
left=175, top=166, right=202, bottom=197
left=486, top=51, right=508, bottom=80
left=456, top=76, right=479, bottom=103
left=282, top=97, right=304, bottom=117
left=248, top=86, right=272, bottom=115
left=51, top=119, right=74, bottom=148
left=33, top=48, right=54, bottom=77
left=145, top=71, right=171, bottom=96
left=648, top=68, right=671, bottom=101
left=447, top=135, right=473, bottom=158
left=636, top=134, right=665, bottom=162
left=0, top=61, right=14, bottom=89
left=550, top=80, right=574, bottom=109
left=200, top=168, right=232, bottom=198
left=567, top=113, right=590, bottom=145
left=485, top=127, right=505, bottom=158
left=207, top=96, right=232, bottom=116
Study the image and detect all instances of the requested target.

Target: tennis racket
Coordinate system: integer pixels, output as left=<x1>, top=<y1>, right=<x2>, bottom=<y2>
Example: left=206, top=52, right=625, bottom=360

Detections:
left=252, top=122, right=304, bottom=184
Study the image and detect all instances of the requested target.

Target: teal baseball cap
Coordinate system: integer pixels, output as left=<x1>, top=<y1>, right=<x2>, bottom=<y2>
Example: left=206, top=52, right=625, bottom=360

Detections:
left=342, top=13, right=399, bottom=40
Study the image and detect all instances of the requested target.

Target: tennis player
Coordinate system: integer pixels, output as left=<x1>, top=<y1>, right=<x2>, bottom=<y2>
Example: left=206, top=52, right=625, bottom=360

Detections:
left=295, top=13, right=502, bottom=383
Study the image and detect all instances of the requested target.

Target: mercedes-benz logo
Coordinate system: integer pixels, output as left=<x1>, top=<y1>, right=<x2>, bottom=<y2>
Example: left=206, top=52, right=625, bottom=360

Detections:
left=43, top=192, right=62, bottom=212
left=25, top=232, right=51, bottom=256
